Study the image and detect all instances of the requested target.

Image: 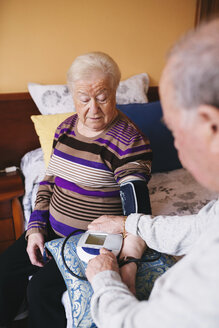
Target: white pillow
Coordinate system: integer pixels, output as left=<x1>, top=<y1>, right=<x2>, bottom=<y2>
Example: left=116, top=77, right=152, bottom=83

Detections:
left=28, top=73, right=149, bottom=114
left=116, top=73, right=149, bottom=104
left=28, top=83, right=76, bottom=115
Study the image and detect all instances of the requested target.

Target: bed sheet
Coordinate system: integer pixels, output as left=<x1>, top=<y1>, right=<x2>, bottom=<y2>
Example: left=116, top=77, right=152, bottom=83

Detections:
left=21, top=148, right=218, bottom=228
left=20, top=148, right=46, bottom=228
left=149, top=169, right=218, bottom=215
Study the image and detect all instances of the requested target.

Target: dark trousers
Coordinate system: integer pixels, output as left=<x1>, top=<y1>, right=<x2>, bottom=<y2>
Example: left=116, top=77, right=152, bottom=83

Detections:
left=0, top=232, right=67, bottom=328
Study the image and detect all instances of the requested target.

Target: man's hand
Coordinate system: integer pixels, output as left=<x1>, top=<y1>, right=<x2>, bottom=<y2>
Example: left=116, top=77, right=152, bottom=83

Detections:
left=88, top=215, right=125, bottom=234
left=26, top=232, right=45, bottom=267
left=86, top=248, right=120, bottom=283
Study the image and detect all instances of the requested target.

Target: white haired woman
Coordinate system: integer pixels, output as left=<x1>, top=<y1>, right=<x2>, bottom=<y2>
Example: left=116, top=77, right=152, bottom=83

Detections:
left=0, top=52, right=152, bottom=328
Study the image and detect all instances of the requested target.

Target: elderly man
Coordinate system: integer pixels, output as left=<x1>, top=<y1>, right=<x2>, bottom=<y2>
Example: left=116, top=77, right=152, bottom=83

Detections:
left=86, top=18, right=219, bottom=328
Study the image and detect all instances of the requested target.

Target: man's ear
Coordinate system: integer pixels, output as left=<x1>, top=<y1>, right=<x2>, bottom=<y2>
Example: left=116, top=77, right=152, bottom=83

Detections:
left=198, top=104, right=219, bottom=153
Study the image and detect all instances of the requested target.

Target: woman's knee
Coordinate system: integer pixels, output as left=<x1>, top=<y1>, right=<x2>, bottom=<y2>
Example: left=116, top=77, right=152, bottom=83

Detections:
left=27, top=261, right=64, bottom=301
left=27, top=272, right=47, bottom=303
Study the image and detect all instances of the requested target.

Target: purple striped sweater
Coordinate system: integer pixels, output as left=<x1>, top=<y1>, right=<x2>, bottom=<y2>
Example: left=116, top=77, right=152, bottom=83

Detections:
left=26, top=110, right=152, bottom=238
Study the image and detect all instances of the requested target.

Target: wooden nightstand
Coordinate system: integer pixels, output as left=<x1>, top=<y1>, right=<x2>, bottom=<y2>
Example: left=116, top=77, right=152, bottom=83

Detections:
left=0, top=170, right=25, bottom=253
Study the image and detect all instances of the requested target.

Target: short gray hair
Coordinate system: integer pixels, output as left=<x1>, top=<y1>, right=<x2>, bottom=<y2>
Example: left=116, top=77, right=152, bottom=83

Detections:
left=67, top=52, right=121, bottom=92
left=166, top=18, right=219, bottom=110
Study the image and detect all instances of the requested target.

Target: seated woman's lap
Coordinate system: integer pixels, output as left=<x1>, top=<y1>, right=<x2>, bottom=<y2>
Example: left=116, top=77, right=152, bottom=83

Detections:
left=27, top=258, right=67, bottom=328
left=0, top=231, right=67, bottom=327
left=0, top=233, right=37, bottom=324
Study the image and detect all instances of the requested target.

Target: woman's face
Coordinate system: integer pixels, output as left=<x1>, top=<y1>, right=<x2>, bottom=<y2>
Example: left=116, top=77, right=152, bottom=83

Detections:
left=73, top=73, right=117, bottom=135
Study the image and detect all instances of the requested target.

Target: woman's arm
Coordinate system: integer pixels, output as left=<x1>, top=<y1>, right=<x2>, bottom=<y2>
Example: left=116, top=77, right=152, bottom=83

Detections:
left=119, top=233, right=146, bottom=294
left=25, top=172, right=55, bottom=238
left=26, top=118, right=69, bottom=239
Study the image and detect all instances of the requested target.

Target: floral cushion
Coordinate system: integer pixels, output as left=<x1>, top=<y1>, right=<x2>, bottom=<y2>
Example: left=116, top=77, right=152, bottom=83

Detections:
left=45, top=233, right=175, bottom=328
left=116, top=73, right=149, bottom=104
left=28, top=83, right=76, bottom=115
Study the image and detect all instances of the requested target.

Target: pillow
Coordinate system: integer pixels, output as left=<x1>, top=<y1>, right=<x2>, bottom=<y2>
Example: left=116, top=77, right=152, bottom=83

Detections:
left=116, top=73, right=149, bottom=104
left=28, top=74, right=149, bottom=114
left=31, top=113, right=74, bottom=167
left=45, top=234, right=95, bottom=328
left=117, top=101, right=182, bottom=173
left=28, top=83, right=76, bottom=115
left=45, top=234, right=175, bottom=327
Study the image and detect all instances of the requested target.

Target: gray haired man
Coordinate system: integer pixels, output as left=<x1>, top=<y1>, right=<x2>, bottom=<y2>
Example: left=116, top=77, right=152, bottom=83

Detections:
left=86, top=18, right=219, bottom=328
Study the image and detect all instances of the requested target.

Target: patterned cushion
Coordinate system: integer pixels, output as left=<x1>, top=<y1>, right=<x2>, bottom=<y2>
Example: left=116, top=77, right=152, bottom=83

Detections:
left=28, top=83, right=76, bottom=115
left=45, top=233, right=176, bottom=328
left=116, top=73, right=149, bottom=104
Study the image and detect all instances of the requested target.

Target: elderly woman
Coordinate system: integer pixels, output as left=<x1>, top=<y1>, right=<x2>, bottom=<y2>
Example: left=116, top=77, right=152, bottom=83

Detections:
left=0, top=52, right=152, bottom=328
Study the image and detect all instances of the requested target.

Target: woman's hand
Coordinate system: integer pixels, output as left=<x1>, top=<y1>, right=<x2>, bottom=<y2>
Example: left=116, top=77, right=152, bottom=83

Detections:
left=88, top=215, right=125, bottom=234
left=26, top=232, right=45, bottom=267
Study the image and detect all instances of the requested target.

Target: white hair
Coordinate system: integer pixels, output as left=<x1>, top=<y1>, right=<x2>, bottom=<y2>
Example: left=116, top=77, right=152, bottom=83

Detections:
left=67, top=52, right=121, bottom=92
left=166, top=18, right=219, bottom=110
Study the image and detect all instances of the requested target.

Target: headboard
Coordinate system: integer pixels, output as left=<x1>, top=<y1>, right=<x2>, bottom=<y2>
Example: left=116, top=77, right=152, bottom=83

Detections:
left=0, top=86, right=159, bottom=170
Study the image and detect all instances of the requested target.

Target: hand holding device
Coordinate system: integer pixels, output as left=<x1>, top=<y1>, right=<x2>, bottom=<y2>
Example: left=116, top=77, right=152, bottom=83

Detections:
left=77, top=231, right=123, bottom=263
left=86, top=248, right=120, bottom=283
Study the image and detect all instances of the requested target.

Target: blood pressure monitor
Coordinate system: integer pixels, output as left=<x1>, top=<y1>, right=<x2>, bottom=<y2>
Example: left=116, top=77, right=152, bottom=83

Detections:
left=77, top=231, right=123, bottom=263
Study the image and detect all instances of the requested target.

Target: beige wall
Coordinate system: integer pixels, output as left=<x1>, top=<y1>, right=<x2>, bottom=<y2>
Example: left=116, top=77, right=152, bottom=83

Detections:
left=0, top=0, right=196, bottom=93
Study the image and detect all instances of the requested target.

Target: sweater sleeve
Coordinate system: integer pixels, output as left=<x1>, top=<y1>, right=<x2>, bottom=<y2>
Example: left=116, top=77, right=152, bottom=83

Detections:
left=26, top=116, right=75, bottom=237
left=91, top=239, right=219, bottom=328
left=26, top=175, right=55, bottom=237
left=111, top=115, right=152, bottom=185
left=125, top=199, right=217, bottom=256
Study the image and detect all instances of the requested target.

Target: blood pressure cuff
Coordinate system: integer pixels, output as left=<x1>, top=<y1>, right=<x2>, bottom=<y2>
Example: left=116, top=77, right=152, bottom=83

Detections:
left=120, top=180, right=151, bottom=216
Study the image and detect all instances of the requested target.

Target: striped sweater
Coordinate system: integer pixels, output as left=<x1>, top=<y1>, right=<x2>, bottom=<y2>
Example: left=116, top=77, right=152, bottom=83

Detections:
left=27, top=110, right=152, bottom=238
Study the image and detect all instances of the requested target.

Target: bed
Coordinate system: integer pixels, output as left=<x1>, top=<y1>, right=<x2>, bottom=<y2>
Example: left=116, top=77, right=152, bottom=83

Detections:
left=0, top=76, right=218, bottom=327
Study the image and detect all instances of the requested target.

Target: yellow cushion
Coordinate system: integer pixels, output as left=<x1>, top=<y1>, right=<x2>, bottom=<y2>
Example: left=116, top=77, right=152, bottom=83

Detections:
left=31, top=113, right=74, bottom=167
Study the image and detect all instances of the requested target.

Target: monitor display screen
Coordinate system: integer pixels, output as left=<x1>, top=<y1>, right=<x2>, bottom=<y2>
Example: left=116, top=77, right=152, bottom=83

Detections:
left=85, top=234, right=107, bottom=246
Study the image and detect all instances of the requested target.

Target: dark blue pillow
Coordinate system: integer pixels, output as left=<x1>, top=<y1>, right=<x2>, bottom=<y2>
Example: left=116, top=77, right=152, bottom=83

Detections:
left=117, top=101, right=182, bottom=173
